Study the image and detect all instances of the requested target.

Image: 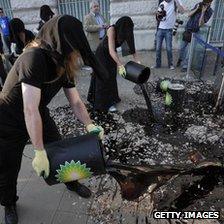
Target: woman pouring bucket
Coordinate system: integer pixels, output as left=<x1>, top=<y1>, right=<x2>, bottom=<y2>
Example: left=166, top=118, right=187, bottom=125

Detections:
left=88, top=16, right=150, bottom=113
left=0, top=15, right=106, bottom=224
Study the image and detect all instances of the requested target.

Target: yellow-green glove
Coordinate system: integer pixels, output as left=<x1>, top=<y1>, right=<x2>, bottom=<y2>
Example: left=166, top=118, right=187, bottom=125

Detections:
left=32, top=149, right=50, bottom=178
left=118, top=65, right=126, bottom=78
left=86, top=124, right=104, bottom=140
left=1, top=54, right=5, bottom=60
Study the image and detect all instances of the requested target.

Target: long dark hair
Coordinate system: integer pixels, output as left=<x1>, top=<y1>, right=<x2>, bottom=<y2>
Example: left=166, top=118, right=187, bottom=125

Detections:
left=26, top=40, right=82, bottom=82
left=114, top=16, right=134, bottom=44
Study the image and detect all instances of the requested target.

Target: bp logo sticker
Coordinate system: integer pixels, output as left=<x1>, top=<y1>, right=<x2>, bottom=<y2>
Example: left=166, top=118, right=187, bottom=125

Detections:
left=55, top=160, right=93, bottom=183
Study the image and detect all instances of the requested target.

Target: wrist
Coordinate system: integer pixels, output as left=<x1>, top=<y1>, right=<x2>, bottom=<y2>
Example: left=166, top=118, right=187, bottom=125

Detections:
left=86, top=122, right=93, bottom=127
left=35, top=148, right=45, bottom=151
left=86, top=123, right=95, bottom=130
left=34, top=149, right=47, bottom=156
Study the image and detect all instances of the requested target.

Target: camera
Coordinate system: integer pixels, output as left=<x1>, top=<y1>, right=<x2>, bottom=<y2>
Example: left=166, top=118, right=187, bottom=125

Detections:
left=156, top=4, right=167, bottom=22
left=173, top=19, right=184, bottom=36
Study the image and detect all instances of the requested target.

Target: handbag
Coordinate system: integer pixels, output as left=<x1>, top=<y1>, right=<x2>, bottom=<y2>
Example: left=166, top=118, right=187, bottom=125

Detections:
left=182, top=30, right=192, bottom=43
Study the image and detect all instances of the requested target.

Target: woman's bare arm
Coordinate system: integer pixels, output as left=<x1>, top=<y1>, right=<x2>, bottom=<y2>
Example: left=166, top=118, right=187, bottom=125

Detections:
left=107, top=27, right=123, bottom=66
left=22, top=83, right=44, bottom=149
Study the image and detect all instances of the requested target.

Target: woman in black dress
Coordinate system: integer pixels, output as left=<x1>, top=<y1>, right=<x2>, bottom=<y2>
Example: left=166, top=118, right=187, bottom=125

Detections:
left=88, top=16, right=140, bottom=112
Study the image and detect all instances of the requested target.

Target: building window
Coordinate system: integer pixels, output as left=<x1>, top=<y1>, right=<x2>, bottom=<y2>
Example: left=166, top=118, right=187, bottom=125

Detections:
left=57, top=0, right=110, bottom=22
left=210, top=0, right=224, bottom=45
left=0, top=0, right=13, bottom=18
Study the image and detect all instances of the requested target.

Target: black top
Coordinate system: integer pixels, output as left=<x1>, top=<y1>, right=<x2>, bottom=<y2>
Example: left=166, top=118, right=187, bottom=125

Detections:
left=100, top=24, right=136, bottom=55
left=37, top=20, right=45, bottom=31
left=0, top=48, right=75, bottom=125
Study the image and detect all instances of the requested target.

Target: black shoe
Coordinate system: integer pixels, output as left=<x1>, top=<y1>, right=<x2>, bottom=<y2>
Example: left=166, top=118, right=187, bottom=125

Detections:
left=66, top=181, right=91, bottom=198
left=5, top=205, right=18, bottom=224
left=176, top=59, right=182, bottom=67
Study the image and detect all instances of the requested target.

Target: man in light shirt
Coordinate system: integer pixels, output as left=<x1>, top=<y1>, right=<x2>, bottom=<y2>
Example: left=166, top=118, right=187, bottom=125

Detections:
left=84, top=0, right=108, bottom=52
left=152, top=0, right=185, bottom=70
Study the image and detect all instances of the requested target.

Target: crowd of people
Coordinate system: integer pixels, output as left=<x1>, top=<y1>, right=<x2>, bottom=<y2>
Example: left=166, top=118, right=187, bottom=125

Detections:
left=152, top=0, right=213, bottom=71
left=0, top=0, right=214, bottom=224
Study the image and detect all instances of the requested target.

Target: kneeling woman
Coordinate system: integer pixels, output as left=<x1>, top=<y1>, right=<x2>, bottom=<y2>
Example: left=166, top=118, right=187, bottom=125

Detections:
left=0, top=15, right=106, bottom=224
left=88, top=16, right=140, bottom=112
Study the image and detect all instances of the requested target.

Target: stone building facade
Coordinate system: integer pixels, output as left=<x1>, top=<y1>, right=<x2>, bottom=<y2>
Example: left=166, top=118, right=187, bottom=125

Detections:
left=8, top=0, right=218, bottom=50
left=10, top=0, right=58, bottom=31
left=110, top=0, right=216, bottom=50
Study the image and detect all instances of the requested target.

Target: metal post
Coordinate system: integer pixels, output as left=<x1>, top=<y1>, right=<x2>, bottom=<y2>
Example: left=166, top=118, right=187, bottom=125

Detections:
left=214, top=73, right=224, bottom=112
left=199, top=26, right=210, bottom=79
left=186, top=33, right=195, bottom=81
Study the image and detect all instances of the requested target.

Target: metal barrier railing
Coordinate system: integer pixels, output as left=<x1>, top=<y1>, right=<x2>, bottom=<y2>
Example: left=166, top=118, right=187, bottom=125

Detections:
left=0, top=0, right=13, bottom=18
left=187, top=32, right=224, bottom=80
left=57, top=0, right=110, bottom=22
left=210, top=0, right=224, bottom=45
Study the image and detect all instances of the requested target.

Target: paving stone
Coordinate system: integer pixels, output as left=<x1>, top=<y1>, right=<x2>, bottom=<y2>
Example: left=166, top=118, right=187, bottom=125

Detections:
left=17, top=178, right=65, bottom=224
left=51, top=211, right=88, bottom=224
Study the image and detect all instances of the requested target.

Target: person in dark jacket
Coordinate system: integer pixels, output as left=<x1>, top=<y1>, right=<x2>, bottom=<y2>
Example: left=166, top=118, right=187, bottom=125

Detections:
left=37, top=5, right=54, bottom=31
left=177, top=0, right=213, bottom=72
left=0, top=15, right=106, bottom=224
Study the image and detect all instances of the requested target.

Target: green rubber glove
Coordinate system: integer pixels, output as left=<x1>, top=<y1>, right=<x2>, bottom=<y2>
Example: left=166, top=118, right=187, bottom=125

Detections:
left=118, top=65, right=126, bottom=78
left=86, top=124, right=104, bottom=140
left=165, top=92, right=173, bottom=106
left=32, top=149, right=50, bottom=178
left=160, top=80, right=171, bottom=92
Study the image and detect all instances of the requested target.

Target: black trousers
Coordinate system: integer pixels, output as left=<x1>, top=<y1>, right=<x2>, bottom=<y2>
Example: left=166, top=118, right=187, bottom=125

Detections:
left=0, top=56, right=7, bottom=85
left=0, top=108, right=63, bottom=206
left=2, top=35, right=11, bottom=54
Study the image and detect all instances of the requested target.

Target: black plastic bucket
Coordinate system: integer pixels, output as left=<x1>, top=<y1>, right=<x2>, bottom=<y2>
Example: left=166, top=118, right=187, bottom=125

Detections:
left=167, top=83, right=185, bottom=112
left=44, top=134, right=106, bottom=185
left=124, top=61, right=150, bottom=84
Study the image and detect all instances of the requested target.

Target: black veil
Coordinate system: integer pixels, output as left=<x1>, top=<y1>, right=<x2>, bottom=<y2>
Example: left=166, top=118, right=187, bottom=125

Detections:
left=37, top=15, right=108, bottom=81
left=114, top=16, right=136, bottom=55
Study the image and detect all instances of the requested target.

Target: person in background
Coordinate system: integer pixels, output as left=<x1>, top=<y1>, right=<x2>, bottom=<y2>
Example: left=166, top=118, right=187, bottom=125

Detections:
left=153, top=0, right=164, bottom=50
left=152, top=0, right=185, bottom=70
left=37, top=5, right=54, bottom=31
left=0, top=8, right=11, bottom=54
left=0, top=15, right=106, bottom=224
left=88, top=16, right=140, bottom=113
left=84, top=0, right=108, bottom=52
left=0, top=34, right=7, bottom=89
left=9, top=18, right=35, bottom=64
left=177, top=0, right=213, bottom=72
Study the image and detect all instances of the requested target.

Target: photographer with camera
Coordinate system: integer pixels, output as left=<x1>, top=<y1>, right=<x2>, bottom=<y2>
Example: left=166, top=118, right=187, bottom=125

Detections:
left=152, top=0, right=185, bottom=70
left=177, top=0, right=213, bottom=72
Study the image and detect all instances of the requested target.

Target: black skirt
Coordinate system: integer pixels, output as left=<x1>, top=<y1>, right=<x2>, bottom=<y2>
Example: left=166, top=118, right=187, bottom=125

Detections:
left=87, top=44, right=121, bottom=111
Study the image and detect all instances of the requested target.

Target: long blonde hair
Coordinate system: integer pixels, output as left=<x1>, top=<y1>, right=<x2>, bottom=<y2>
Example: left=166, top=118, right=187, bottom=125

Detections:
left=26, top=39, right=82, bottom=82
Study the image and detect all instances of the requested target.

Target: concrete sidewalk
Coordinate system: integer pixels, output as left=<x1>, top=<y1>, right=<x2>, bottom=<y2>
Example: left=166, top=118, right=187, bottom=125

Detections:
left=0, top=50, right=220, bottom=224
